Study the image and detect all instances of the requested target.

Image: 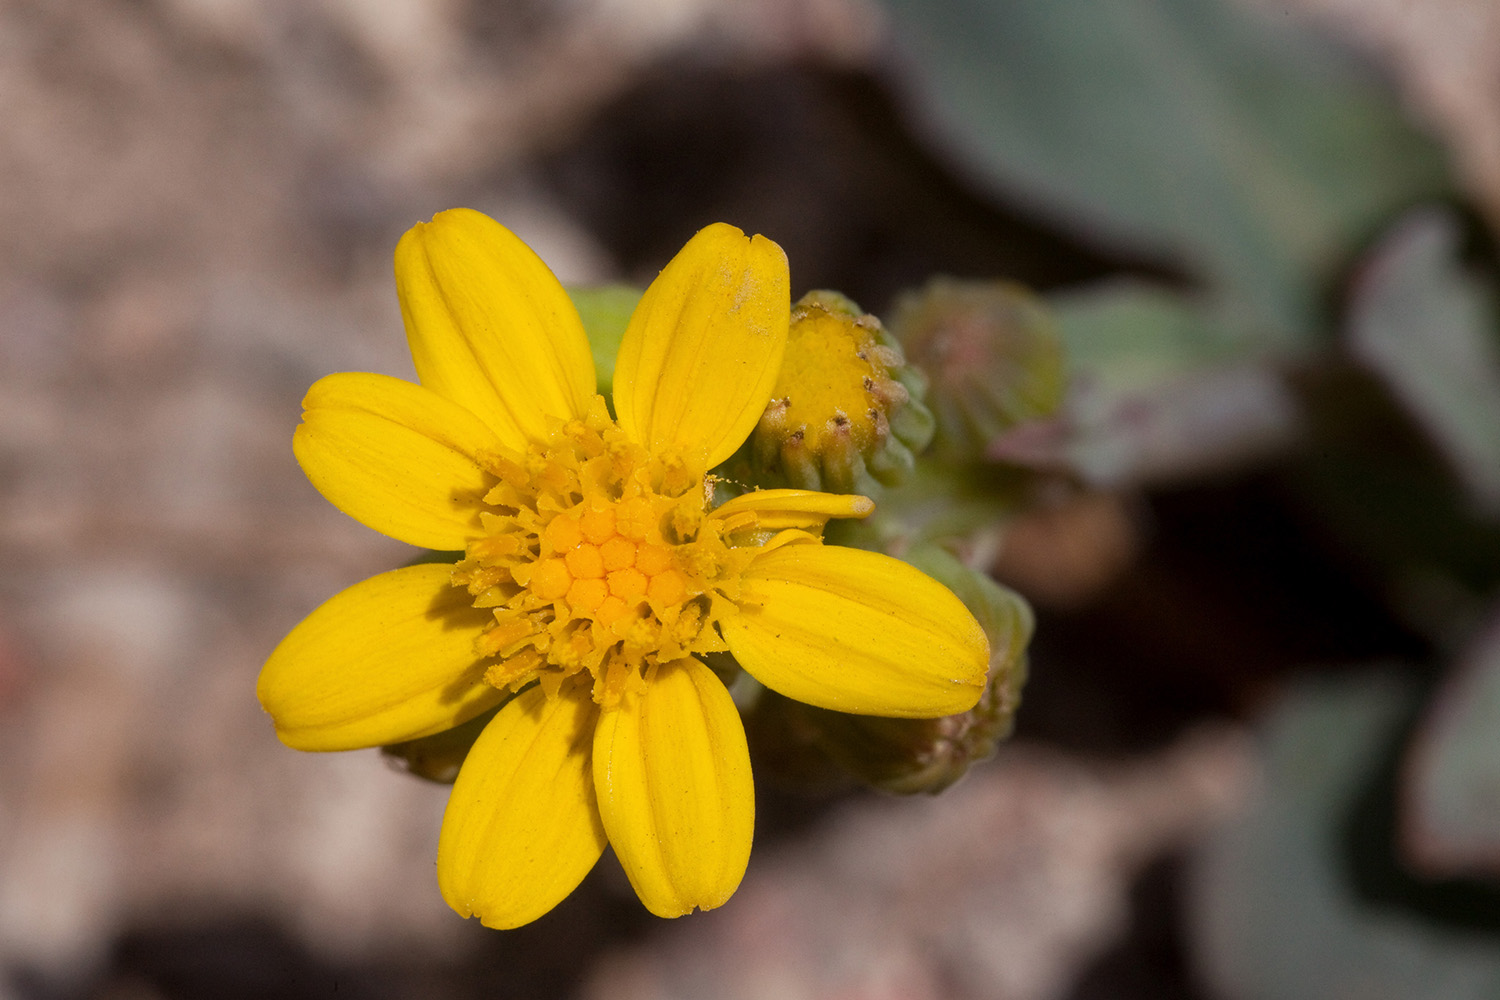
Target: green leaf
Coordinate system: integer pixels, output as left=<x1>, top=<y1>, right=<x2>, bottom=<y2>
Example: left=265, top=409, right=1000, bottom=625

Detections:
left=1284, top=365, right=1500, bottom=608
left=881, top=0, right=1451, bottom=349
left=1051, top=281, right=1245, bottom=377
left=1348, top=209, right=1500, bottom=518
left=1190, top=675, right=1500, bottom=1000
left=567, top=284, right=642, bottom=397
left=1406, top=607, right=1500, bottom=878
left=1034, top=282, right=1300, bottom=484
left=832, top=458, right=1030, bottom=558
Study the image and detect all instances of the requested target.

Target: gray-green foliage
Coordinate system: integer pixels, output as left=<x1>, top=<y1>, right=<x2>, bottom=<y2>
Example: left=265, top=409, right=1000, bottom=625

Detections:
left=1190, top=675, right=1500, bottom=1000
left=881, top=0, right=1451, bottom=350
left=1405, top=612, right=1500, bottom=878
left=1048, top=282, right=1300, bottom=484
left=1348, top=210, right=1500, bottom=517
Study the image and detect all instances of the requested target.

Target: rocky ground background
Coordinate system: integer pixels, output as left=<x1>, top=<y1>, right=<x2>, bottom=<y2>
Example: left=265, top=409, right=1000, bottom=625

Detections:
left=2, top=1, right=1498, bottom=998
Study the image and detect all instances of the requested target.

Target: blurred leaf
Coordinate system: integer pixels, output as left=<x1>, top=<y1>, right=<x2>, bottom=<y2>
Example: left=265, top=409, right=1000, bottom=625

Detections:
left=998, top=282, right=1301, bottom=485
left=1051, top=281, right=1245, bottom=378
left=567, top=284, right=641, bottom=397
left=987, top=490, right=1140, bottom=609
left=881, top=0, right=1450, bottom=349
left=1190, top=675, right=1500, bottom=1000
left=1406, top=607, right=1500, bottom=879
left=1287, top=365, right=1500, bottom=621
left=1348, top=209, right=1500, bottom=518
left=832, top=459, right=1030, bottom=563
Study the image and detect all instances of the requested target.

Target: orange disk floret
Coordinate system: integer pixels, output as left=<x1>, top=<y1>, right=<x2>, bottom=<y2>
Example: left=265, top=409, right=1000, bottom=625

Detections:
left=636, top=543, right=673, bottom=577
left=565, top=544, right=605, bottom=579
left=544, top=515, right=582, bottom=552
left=600, top=536, right=637, bottom=571
left=531, top=558, right=572, bottom=601
left=567, top=577, right=608, bottom=613
left=647, top=569, right=686, bottom=606
left=580, top=507, right=616, bottom=545
left=608, top=567, right=648, bottom=601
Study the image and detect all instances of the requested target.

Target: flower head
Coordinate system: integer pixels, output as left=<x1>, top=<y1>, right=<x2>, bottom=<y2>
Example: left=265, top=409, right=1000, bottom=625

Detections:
left=258, top=209, right=990, bottom=928
left=750, top=290, right=934, bottom=495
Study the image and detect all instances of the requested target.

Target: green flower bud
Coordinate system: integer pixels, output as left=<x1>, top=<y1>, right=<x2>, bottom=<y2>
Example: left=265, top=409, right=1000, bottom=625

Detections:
left=747, top=544, right=1033, bottom=795
left=747, top=291, right=934, bottom=496
left=760, top=657, right=1028, bottom=795
left=889, top=279, right=1066, bottom=462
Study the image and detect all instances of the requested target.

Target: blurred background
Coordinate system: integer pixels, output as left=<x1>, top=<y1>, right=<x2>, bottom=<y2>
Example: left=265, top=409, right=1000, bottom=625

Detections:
left=3, top=0, right=1500, bottom=997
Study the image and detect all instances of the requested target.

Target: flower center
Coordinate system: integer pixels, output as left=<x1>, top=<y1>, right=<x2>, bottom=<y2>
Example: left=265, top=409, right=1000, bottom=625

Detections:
left=453, top=397, right=743, bottom=707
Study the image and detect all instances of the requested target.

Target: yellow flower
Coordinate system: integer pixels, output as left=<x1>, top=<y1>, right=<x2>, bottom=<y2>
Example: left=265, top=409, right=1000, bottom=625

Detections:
left=257, top=209, right=990, bottom=928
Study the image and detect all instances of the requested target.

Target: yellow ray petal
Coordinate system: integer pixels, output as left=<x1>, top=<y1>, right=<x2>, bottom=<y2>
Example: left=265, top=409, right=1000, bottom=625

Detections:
left=612, top=224, right=789, bottom=469
left=294, top=372, right=507, bottom=551
left=709, top=488, right=874, bottom=533
left=721, top=545, right=990, bottom=717
left=396, top=208, right=596, bottom=448
left=258, top=563, right=503, bottom=751
left=437, top=682, right=606, bottom=929
left=593, top=658, right=753, bottom=918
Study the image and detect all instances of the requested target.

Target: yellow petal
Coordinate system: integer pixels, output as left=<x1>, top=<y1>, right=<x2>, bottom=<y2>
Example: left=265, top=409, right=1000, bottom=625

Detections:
left=612, top=224, right=789, bottom=469
left=593, top=658, right=753, bottom=918
left=437, top=682, right=606, bottom=929
left=294, top=372, right=506, bottom=551
left=258, top=563, right=503, bottom=751
left=709, top=488, right=874, bottom=533
left=722, top=544, right=990, bottom=717
left=396, top=208, right=596, bottom=448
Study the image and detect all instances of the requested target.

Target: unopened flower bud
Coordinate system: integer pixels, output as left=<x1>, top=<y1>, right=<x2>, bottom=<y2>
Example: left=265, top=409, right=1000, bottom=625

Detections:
left=747, top=291, right=934, bottom=495
left=890, top=279, right=1066, bottom=462
left=747, top=545, right=1032, bottom=794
